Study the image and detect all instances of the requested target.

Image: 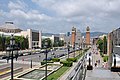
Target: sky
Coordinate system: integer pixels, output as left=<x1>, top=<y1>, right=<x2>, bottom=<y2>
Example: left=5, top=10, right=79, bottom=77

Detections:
left=0, top=0, right=120, bottom=33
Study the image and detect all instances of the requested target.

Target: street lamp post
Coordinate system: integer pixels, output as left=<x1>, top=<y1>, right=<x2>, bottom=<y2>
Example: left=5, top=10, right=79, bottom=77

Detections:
left=67, top=42, right=70, bottom=58
left=44, top=40, right=48, bottom=80
left=79, top=43, right=81, bottom=57
left=10, top=34, right=15, bottom=80
left=6, top=34, right=15, bottom=80
left=31, top=59, right=32, bottom=68
left=6, top=34, right=19, bottom=80
left=73, top=42, right=75, bottom=58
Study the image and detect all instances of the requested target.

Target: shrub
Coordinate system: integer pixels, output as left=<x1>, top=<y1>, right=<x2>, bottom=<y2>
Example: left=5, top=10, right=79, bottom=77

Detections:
left=52, top=58, right=60, bottom=62
left=103, top=56, right=108, bottom=62
left=60, top=61, right=73, bottom=67
left=100, top=52, right=104, bottom=57
left=84, top=48, right=89, bottom=52
left=66, top=58, right=77, bottom=62
left=41, top=61, right=53, bottom=65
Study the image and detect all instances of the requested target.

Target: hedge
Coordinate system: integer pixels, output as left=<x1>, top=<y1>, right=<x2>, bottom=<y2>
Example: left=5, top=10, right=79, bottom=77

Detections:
left=52, top=58, right=60, bottom=62
left=41, top=61, right=53, bottom=65
left=60, top=61, right=73, bottom=67
left=66, top=58, right=77, bottom=62
left=103, top=56, right=108, bottom=62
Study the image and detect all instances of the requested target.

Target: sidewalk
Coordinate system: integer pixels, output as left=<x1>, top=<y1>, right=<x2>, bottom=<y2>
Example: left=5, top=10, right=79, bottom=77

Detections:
left=85, top=49, right=120, bottom=80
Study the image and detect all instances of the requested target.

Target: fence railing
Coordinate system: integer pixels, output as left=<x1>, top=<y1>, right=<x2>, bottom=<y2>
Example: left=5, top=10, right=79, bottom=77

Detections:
left=66, top=54, right=87, bottom=80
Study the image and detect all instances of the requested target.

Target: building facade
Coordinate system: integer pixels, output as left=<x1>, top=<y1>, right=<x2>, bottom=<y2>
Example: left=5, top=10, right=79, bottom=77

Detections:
left=42, top=35, right=59, bottom=45
left=22, top=29, right=41, bottom=49
left=107, top=28, right=120, bottom=55
left=76, top=30, right=82, bottom=48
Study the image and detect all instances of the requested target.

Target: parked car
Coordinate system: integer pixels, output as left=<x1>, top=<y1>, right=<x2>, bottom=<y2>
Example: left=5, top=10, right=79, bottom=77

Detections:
left=35, top=51, right=40, bottom=54
left=1, top=55, right=8, bottom=59
left=23, top=52, right=30, bottom=56
left=43, top=57, right=52, bottom=61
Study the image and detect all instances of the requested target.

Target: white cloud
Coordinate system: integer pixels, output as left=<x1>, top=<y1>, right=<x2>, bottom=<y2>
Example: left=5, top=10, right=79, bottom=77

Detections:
left=9, top=9, right=52, bottom=21
left=8, top=0, right=28, bottom=10
left=1, top=0, right=120, bottom=33
left=32, top=0, right=120, bottom=18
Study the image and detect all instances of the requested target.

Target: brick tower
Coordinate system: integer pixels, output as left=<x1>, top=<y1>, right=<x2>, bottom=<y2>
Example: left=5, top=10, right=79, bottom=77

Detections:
left=71, top=27, right=76, bottom=47
left=86, top=26, right=90, bottom=46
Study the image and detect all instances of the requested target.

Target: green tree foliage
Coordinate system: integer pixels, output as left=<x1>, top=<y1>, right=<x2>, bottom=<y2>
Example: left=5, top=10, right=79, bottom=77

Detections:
left=97, top=36, right=107, bottom=54
left=53, top=40, right=64, bottom=47
left=42, top=38, right=52, bottom=48
left=103, top=36, right=107, bottom=54
left=0, top=36, right=2, bottom=51
left=58, top=40, right=64, bottom=46
left=0, top=36, right=6, bottom=51
left=42, top=38, right=64, bottom=48
left=97, top=39, right=103, bottom=52
left=14, top=36, right=28, bottom=49
left=0, top=36, right=28, bottom=51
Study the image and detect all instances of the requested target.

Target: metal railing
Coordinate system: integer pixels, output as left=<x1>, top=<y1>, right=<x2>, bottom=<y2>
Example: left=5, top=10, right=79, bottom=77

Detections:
left=72, top=58, right=86, bottom=80
left=66, top=55, right=87, bottom=80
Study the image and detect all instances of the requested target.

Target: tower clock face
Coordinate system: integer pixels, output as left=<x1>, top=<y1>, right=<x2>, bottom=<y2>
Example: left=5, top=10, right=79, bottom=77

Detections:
left=86, top=26, right=90, bottom=31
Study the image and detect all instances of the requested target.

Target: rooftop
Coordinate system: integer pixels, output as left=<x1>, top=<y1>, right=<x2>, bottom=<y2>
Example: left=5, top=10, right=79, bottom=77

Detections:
left=0, top=22, right=21, bottom=30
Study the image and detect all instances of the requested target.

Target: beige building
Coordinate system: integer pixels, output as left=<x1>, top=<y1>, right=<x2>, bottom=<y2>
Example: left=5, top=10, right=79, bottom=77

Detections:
left=0, top=22, right=41, bottom=49
left=20, top=29, right=41, bottom=49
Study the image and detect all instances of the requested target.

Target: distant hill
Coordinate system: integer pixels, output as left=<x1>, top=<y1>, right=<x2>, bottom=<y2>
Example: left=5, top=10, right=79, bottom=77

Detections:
left=82, top=32, right=107, bottom=38
left=42, top=33, right=59, bottom=36
left=42, top=32, right=107, bottom=38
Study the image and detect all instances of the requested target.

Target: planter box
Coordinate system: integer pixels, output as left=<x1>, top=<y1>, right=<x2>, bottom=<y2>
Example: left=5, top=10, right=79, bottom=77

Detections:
left=87, top=65, right=93, bottom=70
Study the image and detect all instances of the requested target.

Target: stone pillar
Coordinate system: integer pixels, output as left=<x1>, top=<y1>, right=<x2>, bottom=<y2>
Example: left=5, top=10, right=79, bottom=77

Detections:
left=39, top=31, right=42, bottom=48
left=28, top=29, right=32, bottom=49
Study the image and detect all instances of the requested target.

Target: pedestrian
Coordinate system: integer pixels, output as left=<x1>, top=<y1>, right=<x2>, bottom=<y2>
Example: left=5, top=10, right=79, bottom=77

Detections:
left=102, top=62, right=104, bottom=68
left=98, top=60, right=100, bottom=64
left=39, top=55, right=41, bottom=58
left=7, top=58, right=9, bottom=63
left=95, top=62, right=97, bottom=67
left=105, top=62, right=108, bottom=68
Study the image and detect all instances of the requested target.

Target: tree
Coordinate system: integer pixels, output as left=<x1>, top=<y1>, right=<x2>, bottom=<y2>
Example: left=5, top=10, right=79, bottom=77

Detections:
left=97, top=36, right=107, bottom=54
left=14, top=36, right=28, bottom=50
left=42, top=38, right=52, bottom=48
left=58, top=40, right=64, bottom=46
left=97, top=39, right=103, bottom=52
left=103, top=36, right=107, bottom=54
left=0, top=36, right=6, bottom=51
left=0, top=36, right=2, bottom=51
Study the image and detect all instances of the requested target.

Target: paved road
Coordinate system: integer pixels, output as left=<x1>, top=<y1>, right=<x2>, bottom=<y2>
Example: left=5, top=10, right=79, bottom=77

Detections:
left=0, top=49, right=68, bottom=70
left=17, top=49, right=68, bottom=62
left=85, top=45, right=120, bottom=80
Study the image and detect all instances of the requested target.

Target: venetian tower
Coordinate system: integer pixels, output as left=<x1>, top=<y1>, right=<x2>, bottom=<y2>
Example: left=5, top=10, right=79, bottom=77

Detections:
left=71, top=27, right=76, bottom=47
left=86, top=26, right=90, bottom=47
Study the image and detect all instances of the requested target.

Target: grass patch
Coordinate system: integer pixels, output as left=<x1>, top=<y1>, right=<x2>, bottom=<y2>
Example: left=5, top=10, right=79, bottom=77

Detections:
left=46, top=66, right=69, bottom=80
